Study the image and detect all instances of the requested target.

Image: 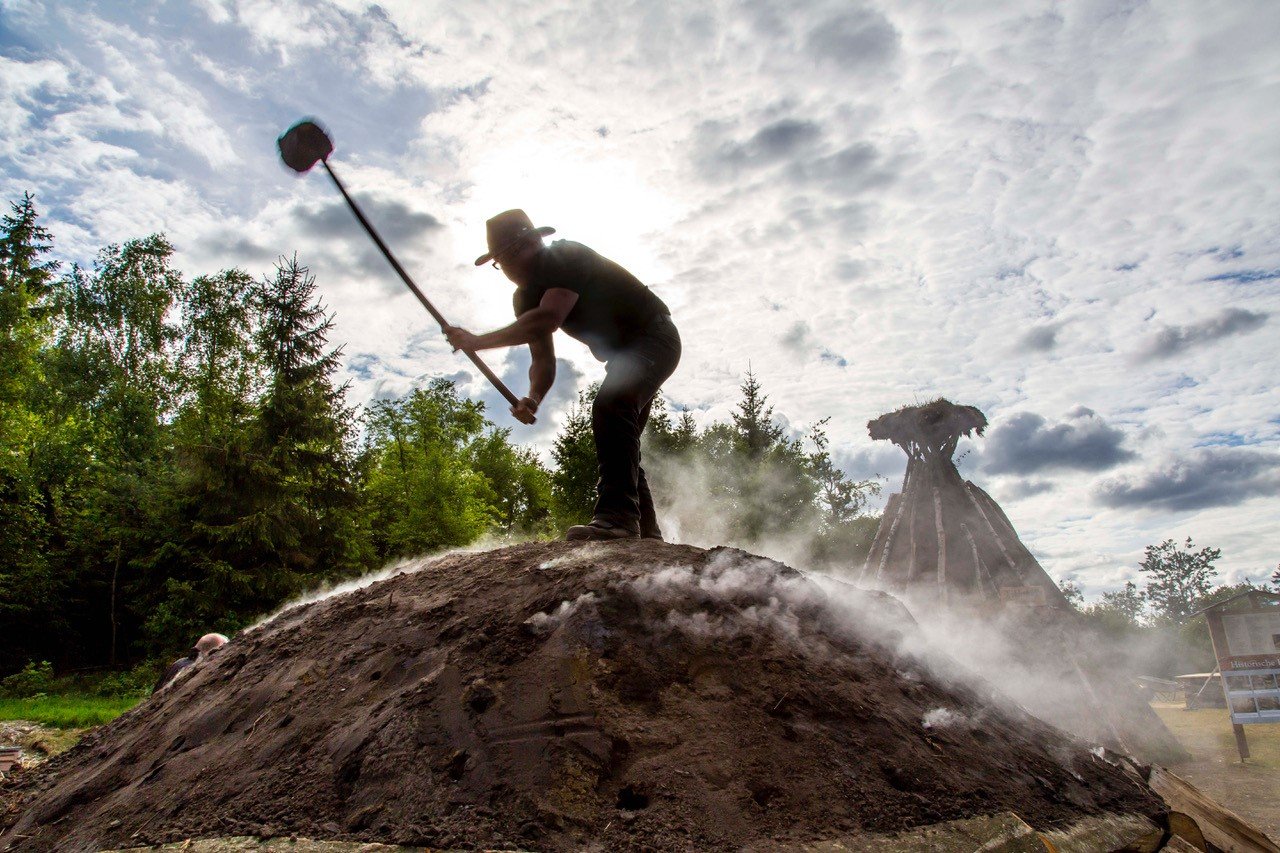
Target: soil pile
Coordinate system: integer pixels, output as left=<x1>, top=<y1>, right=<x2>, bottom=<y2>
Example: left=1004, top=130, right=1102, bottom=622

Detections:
left=0, top=541, right=1164, bottom=851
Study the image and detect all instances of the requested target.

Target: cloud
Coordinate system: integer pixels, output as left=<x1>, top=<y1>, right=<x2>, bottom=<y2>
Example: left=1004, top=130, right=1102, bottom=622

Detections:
left=1015, top=324, right=1060, bottom=353
left=1095, top=447, right=1280, bottom=511
left=1205, top=268, right=1280, bottom=285
left=981, top=407, right=1135, bottom=475
left=1136, top=308, right=1268, bottom=361
left=1002, top=480, right=1056, bottom=500
left=469, top=346, right=586, bottom=442
left=805, top=7, right=901, bottom=73
left=293, top=195, right=443, bottom=246
left=780, top=320, right=812, bottom=352
left=692, top=115, right=824, bottom=181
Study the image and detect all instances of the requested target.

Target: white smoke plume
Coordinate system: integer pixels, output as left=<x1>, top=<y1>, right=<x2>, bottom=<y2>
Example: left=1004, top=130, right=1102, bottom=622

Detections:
left=523, top=592, right=598, bottom=635
left=246, top=530, right=527, bottom=633
left=645, top=446, right=879, bottom=574
left=921, top=707, right=966, bottom=730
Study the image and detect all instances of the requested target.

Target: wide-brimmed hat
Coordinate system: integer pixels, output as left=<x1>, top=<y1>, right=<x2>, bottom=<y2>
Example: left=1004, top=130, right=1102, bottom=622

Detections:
left=474, top=209, right=555, bottom=266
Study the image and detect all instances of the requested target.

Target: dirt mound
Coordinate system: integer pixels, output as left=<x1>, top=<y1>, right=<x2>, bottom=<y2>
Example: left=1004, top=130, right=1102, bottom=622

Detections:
left=1, top=541, right=1163, bottom=851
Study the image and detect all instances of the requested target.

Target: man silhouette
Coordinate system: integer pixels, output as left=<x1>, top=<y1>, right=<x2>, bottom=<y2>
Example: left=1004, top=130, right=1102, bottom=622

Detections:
left=445, top=210, right=680, bottom=542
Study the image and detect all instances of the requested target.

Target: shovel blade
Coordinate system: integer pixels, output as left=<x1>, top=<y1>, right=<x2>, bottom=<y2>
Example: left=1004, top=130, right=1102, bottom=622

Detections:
left=278, top=119, right=334, bottom=173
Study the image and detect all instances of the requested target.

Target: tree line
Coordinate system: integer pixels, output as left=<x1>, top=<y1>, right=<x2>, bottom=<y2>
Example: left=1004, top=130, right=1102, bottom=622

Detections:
left=0, top=195, right=881, bottom=677
left=1059, top=537, right=1280, bottom=675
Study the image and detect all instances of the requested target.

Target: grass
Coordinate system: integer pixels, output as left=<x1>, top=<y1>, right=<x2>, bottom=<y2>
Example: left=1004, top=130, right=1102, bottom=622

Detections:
left=1153, top=703, right=1280, bottom=770
left=1151, top=701, right=1280, bottom=840
left=0, top=693, right=142, bottom=728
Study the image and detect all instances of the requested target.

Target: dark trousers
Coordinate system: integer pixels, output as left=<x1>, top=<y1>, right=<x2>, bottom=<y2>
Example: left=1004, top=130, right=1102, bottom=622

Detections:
left=592, top=314, right=681, bottom=535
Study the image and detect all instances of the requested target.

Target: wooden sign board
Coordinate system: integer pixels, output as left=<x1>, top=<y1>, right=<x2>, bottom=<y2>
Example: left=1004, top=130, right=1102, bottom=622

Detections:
left=998, top=585, right=1046, bottom=607
left=1200, top=593, right=1280, bottom=760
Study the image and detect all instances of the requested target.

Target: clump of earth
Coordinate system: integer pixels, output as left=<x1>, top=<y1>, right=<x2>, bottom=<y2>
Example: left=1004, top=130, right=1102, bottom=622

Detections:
left=0, top=541, right=1164, bottom=851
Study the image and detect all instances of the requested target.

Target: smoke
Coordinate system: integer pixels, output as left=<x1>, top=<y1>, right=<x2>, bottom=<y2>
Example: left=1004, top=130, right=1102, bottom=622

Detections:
left=921, top=707, right=967, bottom=729
left=644, top=447, right=876, bottom=574
left=869, top=585, right=1174, bottom=751
left=246, top=530, right=530, bottom=633
left=570, top=542, right=1165, bottom=753
left=537, top=542, right=611, bottom=570
left=523, top=592, right=598, bottom=635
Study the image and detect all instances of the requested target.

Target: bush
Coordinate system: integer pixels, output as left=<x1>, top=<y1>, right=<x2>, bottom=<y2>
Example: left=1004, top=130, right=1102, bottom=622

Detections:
left=91, top=661, right=159, bottom=698
left=1, top=660, right=54, bottom=698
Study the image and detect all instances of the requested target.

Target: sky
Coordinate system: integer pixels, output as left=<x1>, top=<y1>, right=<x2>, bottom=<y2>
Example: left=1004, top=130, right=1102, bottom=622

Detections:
left=2, top=0, right=1278, bottom=598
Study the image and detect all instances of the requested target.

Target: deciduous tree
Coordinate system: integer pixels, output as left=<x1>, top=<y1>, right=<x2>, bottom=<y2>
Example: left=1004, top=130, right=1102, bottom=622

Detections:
left=1140, top=537, right=1221, bottom=623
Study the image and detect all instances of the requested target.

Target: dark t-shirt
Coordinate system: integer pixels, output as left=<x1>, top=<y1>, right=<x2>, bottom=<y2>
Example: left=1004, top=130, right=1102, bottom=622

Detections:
left=152, top=650, right=197, bottom=693
left=513, top=240, right=670, bottom=361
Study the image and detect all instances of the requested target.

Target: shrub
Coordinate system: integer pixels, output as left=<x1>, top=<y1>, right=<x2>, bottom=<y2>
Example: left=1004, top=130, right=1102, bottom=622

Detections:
left=1, top=660, right=54, bottom=698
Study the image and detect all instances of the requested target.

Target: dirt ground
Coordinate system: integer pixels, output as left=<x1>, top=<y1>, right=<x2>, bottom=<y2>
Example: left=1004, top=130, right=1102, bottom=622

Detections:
left=1151, top=701, right=1280, bottom=841
left=0, top=721, right=82, bottom=768
left=0, top=541, right=1164, bottom=852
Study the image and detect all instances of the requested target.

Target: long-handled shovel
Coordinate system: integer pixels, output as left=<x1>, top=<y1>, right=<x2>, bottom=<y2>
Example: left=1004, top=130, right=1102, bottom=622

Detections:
left=277, top=118, right=519, bottom=409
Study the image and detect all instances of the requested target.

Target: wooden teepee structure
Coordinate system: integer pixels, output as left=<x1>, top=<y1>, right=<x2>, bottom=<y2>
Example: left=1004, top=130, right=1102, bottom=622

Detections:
left=858, top=399, right=1188, bottom=764
left=859, top=399, right=1070, bottom=608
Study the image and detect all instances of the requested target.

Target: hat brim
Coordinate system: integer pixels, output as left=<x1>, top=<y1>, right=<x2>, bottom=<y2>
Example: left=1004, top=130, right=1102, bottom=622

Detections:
left=474, top=226, right=556, bottom=266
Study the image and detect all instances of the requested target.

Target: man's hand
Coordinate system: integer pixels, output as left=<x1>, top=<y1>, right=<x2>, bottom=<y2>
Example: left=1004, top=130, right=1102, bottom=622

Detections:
left=444, top=325, right=480, bottom=352
left=510, top=396, right=539, bottom=425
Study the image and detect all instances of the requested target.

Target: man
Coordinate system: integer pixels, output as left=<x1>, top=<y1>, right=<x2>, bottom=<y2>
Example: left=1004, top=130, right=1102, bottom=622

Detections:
left=445, top=209, right=680, bottom=542
left=152, top=632, right=228, bottom=694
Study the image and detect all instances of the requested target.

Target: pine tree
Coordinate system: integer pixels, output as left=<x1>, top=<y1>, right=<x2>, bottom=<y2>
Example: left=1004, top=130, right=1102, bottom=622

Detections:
left=730, top=368, right=785, bottom=459
left=0, top=195, right=62, bottom=672
left=550, top=385, right=599, bottom=527
left=247, top=256, right=368, bottom=594
left=140, top=269, right=262, bottom=649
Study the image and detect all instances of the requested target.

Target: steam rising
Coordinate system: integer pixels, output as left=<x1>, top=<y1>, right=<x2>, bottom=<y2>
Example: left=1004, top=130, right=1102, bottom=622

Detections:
left=922, top=707, right=965, bottom=729
left=247, top=531, right=523, bottom=632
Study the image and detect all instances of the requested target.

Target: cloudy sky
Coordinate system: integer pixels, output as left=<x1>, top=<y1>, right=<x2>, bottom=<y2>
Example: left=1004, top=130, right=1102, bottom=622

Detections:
left=3, top=0, right=1278, bottom=596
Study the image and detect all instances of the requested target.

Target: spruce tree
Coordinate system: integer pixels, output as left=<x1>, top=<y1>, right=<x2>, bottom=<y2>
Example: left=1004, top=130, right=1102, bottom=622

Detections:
left=550, top=385, right=599, bottom=527
left=246, top=256, right=368, bottom=598
left=0, top=195, right=62, bottom=672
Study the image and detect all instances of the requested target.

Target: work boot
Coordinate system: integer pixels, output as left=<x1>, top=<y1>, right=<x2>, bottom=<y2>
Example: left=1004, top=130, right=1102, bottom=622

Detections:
left=641, top=530, right=665, bottom=542
left=565, top=519, right=639, bottom=542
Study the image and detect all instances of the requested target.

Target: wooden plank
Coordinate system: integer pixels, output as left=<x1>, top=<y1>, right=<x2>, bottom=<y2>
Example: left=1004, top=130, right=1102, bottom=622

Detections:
left=933, top=486, right=946, bottom=590
left=861, top=492, right=900, bottom=581
left=1148, top=764, right=1280, bottom=853
left=799, top=811, right=1047, bottom=851
left=1038, top=812, right=1164, bottom=852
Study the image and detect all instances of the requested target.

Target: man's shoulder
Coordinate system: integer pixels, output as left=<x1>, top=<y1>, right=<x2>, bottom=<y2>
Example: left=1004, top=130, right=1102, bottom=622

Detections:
left=542, top=236, right=596, bottom=270
left=532, top=240, right=597, bottom=290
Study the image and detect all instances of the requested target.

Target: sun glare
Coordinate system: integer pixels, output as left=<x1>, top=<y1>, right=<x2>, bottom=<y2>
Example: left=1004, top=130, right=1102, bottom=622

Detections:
left=464, top=141, right=679, bottom=286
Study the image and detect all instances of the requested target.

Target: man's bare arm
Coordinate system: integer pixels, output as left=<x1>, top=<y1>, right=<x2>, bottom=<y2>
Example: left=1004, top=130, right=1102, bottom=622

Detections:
left=510, top=333, right=556, bottom=425
left=528, top=334, right=556, bottom=403
left=445, top=288, right=578, bottom=352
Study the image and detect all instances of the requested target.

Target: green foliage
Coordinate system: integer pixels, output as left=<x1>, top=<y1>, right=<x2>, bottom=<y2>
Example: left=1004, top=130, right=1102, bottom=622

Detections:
left=0, top=193, right=882, bottom=685
left=360, top=379, right=555, bottom=558
left=1057, top=580, right=1084, bottom=610
left=0, top=196, right=62, bottom=673
left=1, top=660, right=54, bottom=698
left=550, top=386, right=600, bottom=527
left=639, top=370, right=880, bottom=566
left=1140, top=537, right=1221, bottom=623
left=1078, top=581, right=1146, bottom=636
left=363, top=381, right=496, bottom=558
left=468, top=429, right=554, bottom=535
left=89, top=661, right=161, bottom=698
